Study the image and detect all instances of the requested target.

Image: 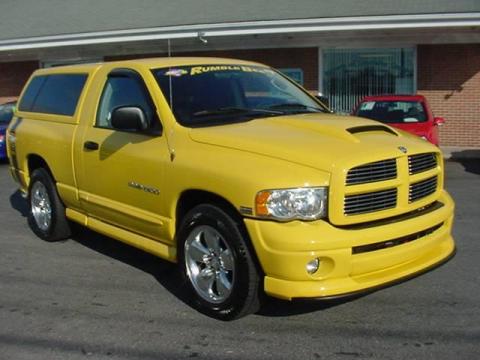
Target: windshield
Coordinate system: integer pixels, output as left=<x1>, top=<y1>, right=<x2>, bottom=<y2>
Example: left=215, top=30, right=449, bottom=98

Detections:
left=356, top=100, right=427, bottom=124
left=0, top=103, right=15, bottom=124
left=153, top=64, right=326, bottom=127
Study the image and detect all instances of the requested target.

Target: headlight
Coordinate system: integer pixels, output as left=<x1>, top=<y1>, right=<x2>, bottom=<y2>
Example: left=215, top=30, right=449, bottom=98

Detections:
left=255, top=187, right=328, bottom=221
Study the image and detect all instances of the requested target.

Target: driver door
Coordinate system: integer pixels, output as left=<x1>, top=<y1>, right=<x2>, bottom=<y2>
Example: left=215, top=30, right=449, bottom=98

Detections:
left=76, top=68, right=171, bottom=243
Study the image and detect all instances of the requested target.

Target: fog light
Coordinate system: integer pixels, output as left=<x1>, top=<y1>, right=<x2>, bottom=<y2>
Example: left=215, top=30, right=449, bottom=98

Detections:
left=306, top=258, right=320, bottom=274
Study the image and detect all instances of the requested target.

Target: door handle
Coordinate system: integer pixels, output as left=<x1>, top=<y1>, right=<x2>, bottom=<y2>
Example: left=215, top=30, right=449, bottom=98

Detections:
left=84, top=141, right=99, bottom=151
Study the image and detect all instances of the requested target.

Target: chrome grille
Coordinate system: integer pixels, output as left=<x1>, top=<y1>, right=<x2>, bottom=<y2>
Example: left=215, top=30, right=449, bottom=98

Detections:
left=408, top=153, right=437, bottom=175
left=346, top=159, right=397, bottom=185
left=344, top=188, right=397, bottom=215
left=409, top=176, right=437, bottom=203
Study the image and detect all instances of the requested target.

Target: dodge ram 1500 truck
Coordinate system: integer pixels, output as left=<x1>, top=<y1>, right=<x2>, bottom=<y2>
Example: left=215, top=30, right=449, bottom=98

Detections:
left=7, top=58, right=455, bottom=320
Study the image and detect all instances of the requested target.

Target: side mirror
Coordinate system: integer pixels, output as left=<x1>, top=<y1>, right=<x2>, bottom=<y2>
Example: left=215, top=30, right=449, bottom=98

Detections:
left=111, top=106, right=149, bottom=132
left=433, top=117, right=445, bottom=126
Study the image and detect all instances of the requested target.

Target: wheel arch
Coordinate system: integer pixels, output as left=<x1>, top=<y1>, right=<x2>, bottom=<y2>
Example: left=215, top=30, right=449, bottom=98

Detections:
left=27, top=154, right=55, bottom=184
left=26, top=156, right=72, bottom=241
left=176, top=189, right=242, bottom=231
left=175, top=189, right=264, bottom=274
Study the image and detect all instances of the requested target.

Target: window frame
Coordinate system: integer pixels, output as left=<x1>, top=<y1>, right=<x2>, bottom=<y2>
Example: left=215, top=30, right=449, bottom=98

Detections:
left=95, top=68, right=162, bottom=136
left=18, top=73, right=88, bottom=117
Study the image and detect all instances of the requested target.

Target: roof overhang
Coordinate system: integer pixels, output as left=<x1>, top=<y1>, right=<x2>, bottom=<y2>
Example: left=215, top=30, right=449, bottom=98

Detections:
left=1, top=13, right=479, bottom=52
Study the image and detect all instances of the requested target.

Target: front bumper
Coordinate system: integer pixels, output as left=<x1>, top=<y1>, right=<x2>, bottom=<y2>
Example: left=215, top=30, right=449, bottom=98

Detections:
left=245, top=190, right=455, bottom=300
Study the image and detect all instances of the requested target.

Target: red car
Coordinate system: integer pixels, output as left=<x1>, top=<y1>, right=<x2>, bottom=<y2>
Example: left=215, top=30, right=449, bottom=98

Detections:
left=353, top=95, right=445, bottom=145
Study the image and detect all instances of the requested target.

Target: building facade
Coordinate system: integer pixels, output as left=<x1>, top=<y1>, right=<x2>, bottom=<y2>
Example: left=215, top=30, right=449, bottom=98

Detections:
left=0, top=0, right=479, bottom=146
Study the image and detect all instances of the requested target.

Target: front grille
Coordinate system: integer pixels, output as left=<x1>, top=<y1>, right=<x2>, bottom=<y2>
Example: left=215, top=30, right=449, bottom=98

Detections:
left=408, top=153, right=437, bottom=175
left=409, top=176, right=437, bottom=203
left=339, top=152, right=441, bottom=221
left=346, top=159, right=397, bottom=185
left=344, top=188, right=397, bottom=215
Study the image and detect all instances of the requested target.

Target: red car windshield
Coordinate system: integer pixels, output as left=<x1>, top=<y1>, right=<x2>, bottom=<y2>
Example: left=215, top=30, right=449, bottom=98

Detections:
left=356, top=100, right=427, bottom=124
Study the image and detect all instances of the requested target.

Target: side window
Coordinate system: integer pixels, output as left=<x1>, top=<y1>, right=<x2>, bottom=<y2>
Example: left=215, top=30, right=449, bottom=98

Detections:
left=18, top=76, right=47, bottom=112
left=33, top=74, right=87, bottom=116
left=96, top=73, right=159, bottom=132
left=19, top=74, right=87, bottom=116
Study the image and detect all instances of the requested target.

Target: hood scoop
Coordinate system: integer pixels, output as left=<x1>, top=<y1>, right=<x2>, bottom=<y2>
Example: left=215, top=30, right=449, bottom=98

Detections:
left=347, top=125, right=398, bottom=136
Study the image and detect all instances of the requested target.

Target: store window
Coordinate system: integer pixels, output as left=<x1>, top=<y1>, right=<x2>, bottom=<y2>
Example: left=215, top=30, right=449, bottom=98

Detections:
left=323, top=48, right=415, bottom=113
left=278, top=68, right=304, bottom=86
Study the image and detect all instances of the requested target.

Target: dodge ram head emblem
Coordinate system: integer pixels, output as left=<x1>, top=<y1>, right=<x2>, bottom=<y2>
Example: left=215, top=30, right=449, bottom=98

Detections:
left=398, top=146, right=408, bottom=154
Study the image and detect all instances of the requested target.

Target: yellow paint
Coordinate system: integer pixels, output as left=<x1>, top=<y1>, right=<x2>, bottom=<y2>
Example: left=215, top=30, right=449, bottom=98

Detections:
left=7, top=57, right=455, bottom=300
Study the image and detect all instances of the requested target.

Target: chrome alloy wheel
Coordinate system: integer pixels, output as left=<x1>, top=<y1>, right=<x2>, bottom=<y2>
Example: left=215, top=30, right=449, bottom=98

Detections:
left=184, top=225, right=235, bottom=304
left=30, top=181, right=52, bottom=232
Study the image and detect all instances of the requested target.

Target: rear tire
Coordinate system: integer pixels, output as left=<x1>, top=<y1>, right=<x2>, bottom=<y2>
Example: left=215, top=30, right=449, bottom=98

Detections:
left=177, top=204, right=262, bottom=320
left=28, top=168, right=72, bottom=241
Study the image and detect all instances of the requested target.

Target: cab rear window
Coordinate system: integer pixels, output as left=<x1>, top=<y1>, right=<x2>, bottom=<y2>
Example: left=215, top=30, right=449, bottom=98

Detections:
left=19, top=74, right=87, bottom=116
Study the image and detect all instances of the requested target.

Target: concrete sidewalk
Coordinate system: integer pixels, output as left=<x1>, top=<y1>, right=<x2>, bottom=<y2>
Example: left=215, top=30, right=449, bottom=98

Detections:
left=440, top=146, right=480, bottom=160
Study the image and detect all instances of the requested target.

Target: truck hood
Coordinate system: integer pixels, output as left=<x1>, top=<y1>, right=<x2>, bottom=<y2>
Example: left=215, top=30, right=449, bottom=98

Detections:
left=188, top=113, right=438, bottom=172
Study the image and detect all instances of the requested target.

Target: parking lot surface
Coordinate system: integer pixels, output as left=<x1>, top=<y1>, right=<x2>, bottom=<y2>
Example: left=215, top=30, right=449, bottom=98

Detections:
left=0, top=159, right=479, bottom=360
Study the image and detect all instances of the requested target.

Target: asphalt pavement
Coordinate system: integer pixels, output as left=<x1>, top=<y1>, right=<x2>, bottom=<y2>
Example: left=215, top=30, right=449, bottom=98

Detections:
left=0, top=159, right=479, bottom=360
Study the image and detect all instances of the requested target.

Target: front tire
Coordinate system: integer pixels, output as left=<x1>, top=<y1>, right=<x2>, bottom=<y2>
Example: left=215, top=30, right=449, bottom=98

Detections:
left=178, top=204, right=262, bottom=320
left=28, top=168, right=71, bottom=241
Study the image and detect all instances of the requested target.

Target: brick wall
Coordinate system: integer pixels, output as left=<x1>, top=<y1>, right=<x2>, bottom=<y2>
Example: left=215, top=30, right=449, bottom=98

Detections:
left=417, top=44, right=480, bottom=147
left=0, top=61, right=38, bottom=104
left=0, top=46, right=476, bottom=146
left=106, top=48, right=319, bottom=91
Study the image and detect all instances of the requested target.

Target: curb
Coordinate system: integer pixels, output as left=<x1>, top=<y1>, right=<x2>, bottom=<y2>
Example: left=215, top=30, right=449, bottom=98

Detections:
left=440, top=147, right=480, bottom=160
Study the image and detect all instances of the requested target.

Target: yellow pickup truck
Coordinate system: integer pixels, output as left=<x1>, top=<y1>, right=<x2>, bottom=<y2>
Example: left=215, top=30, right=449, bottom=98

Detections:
left=7, top=58, right=455, bottom=320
